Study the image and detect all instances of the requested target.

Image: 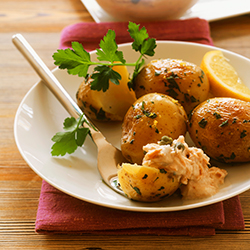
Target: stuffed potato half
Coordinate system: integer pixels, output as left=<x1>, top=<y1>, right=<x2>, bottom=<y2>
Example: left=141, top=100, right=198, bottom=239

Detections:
left=121, top=93, right=188, bottom=164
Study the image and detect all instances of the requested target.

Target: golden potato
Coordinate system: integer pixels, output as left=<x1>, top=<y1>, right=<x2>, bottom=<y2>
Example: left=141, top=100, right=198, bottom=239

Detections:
left=134, top=59, right=210, bottom=114
left=121, top=93, right=187, bottom=164
left=188, top=97, right=250, bottom=163
left=76, top=64, right=136, bottom=121
left=118, top=163, right=180, bottom=202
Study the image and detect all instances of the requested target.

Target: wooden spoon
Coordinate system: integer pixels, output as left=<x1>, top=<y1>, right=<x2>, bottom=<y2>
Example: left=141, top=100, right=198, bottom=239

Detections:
left=12, top=34, right=125, bottom=195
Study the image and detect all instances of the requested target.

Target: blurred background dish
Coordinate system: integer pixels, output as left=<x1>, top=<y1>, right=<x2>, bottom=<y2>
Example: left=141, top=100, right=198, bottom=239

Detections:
left=82, top=0, right=250, bottom=23
left=95, top=0, right=199, bottom=22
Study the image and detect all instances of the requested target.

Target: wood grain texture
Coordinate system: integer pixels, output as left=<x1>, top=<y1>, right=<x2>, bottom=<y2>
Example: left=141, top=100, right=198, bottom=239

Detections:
left=1, top=0, right=250, bottom=248
left=0, top=0, right=93, bottom=32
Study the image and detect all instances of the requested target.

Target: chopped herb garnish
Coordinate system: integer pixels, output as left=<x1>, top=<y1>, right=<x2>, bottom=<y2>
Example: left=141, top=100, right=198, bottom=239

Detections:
left=166, top=73, right=181, bottom=91
left=184, top=93, right=190, bottom=102
left=154, top=177, right=159, bottom=182
left=219, top=119, right=229, bottom=127
left=143, top=110, right=157, bottom=119
left=198, top=70, right=205, bottom=83
left=230, top=152, right=236, bottom=159
left=240, top=130, right=247, bottom=138
left=134, top=114, right=143, bottom=119
left=165, top=88, right=179, bottom=99
left=198, top=118, right=207, bottom=128
left=160, top=169, right=167, bottom=174
left=218, top=152, right=236, bottom=162
left=190, top=95, right=198, bottom=103
left=141, top=101, right=145, bottom=110
left=213, top=112, right=221, bottom=119
left=130, top=185, right=141, bottom=195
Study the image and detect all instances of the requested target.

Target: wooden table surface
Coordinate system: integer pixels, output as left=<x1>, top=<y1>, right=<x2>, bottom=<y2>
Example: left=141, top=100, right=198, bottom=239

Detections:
left=1, top=0, right=250, bottom=249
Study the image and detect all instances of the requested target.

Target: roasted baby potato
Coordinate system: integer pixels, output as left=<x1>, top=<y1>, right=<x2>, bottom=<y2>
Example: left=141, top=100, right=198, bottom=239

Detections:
left=121, top=93, right=188, bottom=164
left=188, top=97, right=250, bottom=163
left=76, top=64, right=137, bottom=121
left=118, top=163, right=180, bottom=202
left=134, top=59, right=210, bottom=114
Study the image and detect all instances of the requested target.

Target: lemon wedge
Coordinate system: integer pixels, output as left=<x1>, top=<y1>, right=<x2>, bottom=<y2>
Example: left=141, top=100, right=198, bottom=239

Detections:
left=201, top=50, right=250, bottom=101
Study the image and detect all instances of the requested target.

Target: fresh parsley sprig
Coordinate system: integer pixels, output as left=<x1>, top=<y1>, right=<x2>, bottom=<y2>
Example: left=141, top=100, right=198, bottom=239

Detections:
left=52, top=21, right=156, bottom=92
left=51, top=114, right=94, bottom=156
left=51, top=22, right=156, bottom=156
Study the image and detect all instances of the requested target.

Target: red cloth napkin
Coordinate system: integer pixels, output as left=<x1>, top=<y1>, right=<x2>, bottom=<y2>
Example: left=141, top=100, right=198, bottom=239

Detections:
left=35, top=18, right=245, bottom=237
left=36, top=181, right=244, bottom=237
left=58, top=18, right=214, bottom=51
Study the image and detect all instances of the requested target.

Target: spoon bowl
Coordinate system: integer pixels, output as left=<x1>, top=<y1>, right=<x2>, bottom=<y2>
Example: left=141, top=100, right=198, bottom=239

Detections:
left=12, top=34, right=125, bottom=195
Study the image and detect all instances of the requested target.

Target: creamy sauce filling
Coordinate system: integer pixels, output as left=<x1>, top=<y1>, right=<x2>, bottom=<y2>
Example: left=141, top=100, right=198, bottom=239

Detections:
left=142, top=136, right=227, bottom=200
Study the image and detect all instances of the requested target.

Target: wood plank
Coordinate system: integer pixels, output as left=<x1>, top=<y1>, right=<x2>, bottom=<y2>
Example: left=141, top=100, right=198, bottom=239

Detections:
left=1, top=0, right=250, bottom=247
left=0, top=0, right=93, bottom=32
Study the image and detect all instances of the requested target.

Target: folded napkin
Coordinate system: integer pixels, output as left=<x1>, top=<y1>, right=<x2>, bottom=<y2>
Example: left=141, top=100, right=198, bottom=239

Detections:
left=59, top=17, right=214, bottom=51
left=36, top=181, right=244, bottom=237
left=35, top=18, right=245, bottom=237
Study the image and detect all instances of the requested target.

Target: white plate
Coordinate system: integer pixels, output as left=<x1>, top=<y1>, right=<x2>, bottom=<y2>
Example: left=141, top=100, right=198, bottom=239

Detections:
left=81, top=0, right=250, bottom=23
left=14, top=41, right=250, bottom=212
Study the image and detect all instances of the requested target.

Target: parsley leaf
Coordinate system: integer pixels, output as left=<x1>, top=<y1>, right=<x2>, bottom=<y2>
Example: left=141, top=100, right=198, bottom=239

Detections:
left=96, top=30, right=126, bottom=64
left=53, top=42, right=91, bottom=77
left=128, top=21, right=156, bottom=56
left=51, top=114, right=90, bottom=156
left=91, top=65, right=121, bottom=91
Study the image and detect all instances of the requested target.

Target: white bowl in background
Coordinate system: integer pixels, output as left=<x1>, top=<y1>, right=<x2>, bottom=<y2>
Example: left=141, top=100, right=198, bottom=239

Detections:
left=95, top=0, right=199, bottom=22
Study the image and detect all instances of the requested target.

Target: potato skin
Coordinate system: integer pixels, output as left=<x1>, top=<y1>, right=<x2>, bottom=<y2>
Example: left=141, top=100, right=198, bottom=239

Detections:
left=118, top=163, right=180, bottom=202
left=188, top=97, right=250, bottom=163
left=121, top=93, right=187, bottom=164
left=134, top=59, right=210, bottom=114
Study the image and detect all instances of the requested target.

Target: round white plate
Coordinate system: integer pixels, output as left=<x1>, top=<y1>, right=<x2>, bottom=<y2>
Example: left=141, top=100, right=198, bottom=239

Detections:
left=14, top=41, right=250, bottom=212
